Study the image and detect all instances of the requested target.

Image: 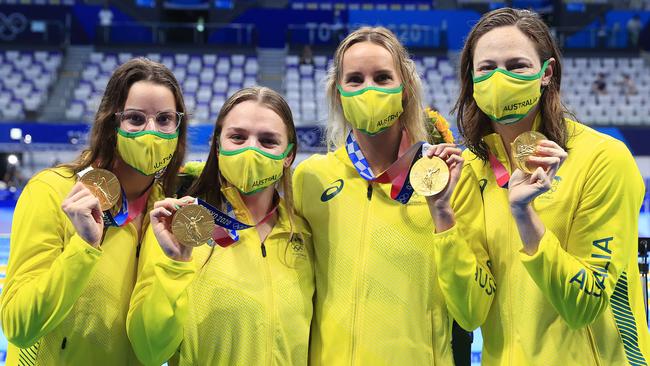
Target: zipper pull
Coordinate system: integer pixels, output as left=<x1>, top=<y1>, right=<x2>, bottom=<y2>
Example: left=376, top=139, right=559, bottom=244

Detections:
left=367, top=183, right=373, bottom=201
left=261, top=242, right=267, bottom=257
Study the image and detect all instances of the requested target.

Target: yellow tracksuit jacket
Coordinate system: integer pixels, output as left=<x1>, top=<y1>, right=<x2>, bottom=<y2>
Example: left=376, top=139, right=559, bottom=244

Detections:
left=127, top=186, right=314, bottom=366
left=1, top=167, right=160, bottom=365
left=464, top=118, right=649, bottom=365
left=293, top=145, right=494, bottom=365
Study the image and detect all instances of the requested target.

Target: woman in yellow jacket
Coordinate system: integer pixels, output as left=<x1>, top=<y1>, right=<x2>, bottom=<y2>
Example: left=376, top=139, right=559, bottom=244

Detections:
left=1, top=58, right=187, bottom=365
left=292, top=27, right=494, bottom=365
left=449, top=8, right=649, bottom=365
left=127, top=87, right=314, bottom=366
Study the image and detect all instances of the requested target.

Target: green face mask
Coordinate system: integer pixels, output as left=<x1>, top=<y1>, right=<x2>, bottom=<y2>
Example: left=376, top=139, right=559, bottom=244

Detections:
left=218, top=144, right=294, bottom=195
left=338, top=84, right=404, bottom=135
left=472, top=60, right=549, bottom=125
left=116, top=128, right=178, bottom=176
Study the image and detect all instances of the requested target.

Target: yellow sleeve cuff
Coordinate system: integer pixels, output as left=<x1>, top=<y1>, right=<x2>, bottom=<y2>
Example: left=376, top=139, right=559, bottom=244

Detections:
left=155, top=254, right=196, bottom=277
left=431, top=224, right=460, bottom=248
left=66, top=233, right=102, bottom=259
left=519, top=229, right=558, bottom=263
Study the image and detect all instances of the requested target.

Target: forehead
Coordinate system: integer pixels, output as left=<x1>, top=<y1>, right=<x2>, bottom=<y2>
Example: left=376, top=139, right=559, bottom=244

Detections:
left=473, top=26, right=540, bottom=62
left=341, top=41, right=396, bottom=72
left=125, top=81, right=175, bottom=107
left=222, top=100, right=285, bottom=131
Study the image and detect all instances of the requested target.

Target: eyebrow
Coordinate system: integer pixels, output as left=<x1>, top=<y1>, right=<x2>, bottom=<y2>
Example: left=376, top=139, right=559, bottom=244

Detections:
left=258, top=131, right=282, bottom=140
left=373, top=69, right=394, bottom=75
left=123, top=107, right=175, bottom=113
left=226, top=127, right=282, bottom=139
left=343, top=68, right=394, bottom=77
left=476, top=57, right=533, bottom=66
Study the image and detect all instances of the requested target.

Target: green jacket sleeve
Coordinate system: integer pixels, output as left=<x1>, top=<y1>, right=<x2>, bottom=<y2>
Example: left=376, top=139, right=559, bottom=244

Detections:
left=520, top=139, right=644, bottom=329
left=0, top=178, right=102, bottom=348
left=433, top=166, right=495, bottom=331
left=127, top=225, right=196, bottom=366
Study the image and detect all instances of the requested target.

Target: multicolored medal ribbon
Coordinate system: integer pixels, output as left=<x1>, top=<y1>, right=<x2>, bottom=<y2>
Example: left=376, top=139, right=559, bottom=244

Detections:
left=191, top=198, right=277, bottom=247
left=346, top=131, right=427, bottom=204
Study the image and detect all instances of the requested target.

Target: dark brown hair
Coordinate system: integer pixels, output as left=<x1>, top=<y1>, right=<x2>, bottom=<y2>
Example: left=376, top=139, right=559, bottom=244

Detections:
left=453, top=8, right=569, bottom=161
left=188, top=86, right=298, bottom=224
left=61, top=57, right=187, bottom=195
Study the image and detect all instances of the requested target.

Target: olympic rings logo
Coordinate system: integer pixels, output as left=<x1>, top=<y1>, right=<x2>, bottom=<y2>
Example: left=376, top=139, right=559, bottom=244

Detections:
left=0, top=13, right=28, bottom=41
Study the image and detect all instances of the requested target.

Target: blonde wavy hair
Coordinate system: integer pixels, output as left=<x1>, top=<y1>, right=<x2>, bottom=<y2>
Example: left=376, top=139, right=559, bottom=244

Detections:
left=325, top=26, right=428, bottom=149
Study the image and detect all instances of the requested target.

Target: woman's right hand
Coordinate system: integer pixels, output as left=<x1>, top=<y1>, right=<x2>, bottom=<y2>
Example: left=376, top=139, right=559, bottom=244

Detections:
left=423, top=143, right=464, bottom=232
left=62, top=182, right=104, bottom=248
left=150, top=196, right=196, bottom=262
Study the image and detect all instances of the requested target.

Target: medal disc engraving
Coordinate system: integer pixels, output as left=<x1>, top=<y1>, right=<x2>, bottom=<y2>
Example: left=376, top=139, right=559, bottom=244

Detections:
left=409, top=156, right=450, bottom=196
left=172, top=204, right=214, bottom=247
left=512, top=131, right=547, bottom=174
left=79, top=169, right=121, bottom=211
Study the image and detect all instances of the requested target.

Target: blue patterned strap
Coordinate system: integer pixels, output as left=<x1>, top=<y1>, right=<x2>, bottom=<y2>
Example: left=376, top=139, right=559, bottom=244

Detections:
left=345, top=131, right=427, bottom=204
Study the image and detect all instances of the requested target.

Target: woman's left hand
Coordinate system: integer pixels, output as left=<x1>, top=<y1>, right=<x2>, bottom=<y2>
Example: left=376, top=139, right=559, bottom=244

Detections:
left=509, top=140, right=567, bottom=209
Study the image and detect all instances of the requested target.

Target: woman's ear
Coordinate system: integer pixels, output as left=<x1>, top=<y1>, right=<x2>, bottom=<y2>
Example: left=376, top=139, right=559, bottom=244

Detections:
left=541, top=58, right=555, bottom=87
left=284, top=146, right=295, bottom=168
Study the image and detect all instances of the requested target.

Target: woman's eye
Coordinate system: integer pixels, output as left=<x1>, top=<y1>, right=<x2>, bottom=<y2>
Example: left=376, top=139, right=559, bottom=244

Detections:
left=376, top=74, right=391, bottom=82
left=261, top=139, right=279, bottom=146
left=346, top=76, right=363, bottom=84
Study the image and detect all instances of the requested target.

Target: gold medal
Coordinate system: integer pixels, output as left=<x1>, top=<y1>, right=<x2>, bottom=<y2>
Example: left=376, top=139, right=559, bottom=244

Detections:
left=79, top=168, right=121, bottom=211
left=511, top=131, right=547, bottom=174
left=409, top=156, right=450, bottom=196
left=171, top=204, right=214, bottom=247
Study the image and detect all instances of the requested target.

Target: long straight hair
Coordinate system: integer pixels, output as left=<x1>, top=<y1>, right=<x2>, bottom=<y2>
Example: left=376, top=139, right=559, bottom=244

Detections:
left=325, top=26, right=428, bottom=149
left=453, top=8, right=569, bottom=161
left=188, top=86, right=299, bottom=228
left=61, top=58, right=187, bottom=195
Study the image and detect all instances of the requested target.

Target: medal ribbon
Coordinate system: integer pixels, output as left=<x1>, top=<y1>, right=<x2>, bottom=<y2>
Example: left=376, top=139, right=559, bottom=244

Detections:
left=192, top=197, right=278, bottom=247
left=488, top=152, right=510, bottom=189
left=121, top=188, right=150, bottom=226
left=346, top=131, right=427, bottom=204
left=102, top=192, right=129, bottom=227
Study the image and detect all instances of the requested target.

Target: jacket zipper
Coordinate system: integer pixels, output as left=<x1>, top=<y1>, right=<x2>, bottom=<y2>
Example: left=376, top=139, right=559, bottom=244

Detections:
left=351, top=182, right=373, bottom=364
left=501, top=145, right=514, bottom=366
left=261, top=241, right=274, bottom=365
left=585, top=326, right=602, bottom=366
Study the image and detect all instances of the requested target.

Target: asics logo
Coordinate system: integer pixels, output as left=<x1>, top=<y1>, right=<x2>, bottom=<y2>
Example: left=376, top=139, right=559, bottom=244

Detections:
left=320, top=179, right=344, bottom=202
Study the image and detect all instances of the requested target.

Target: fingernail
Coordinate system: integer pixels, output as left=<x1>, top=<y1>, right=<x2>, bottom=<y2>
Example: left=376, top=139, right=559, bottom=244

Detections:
left=173, top=204, right=180, bottom=210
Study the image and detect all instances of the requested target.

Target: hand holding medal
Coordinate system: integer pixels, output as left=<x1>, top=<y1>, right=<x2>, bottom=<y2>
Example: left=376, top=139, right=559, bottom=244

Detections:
left=63, top=168, right=121, bottom=247
left=150, top=196, right=202, bottom=261
left=411, top=109, right=463, bottom=233
left=410, top=108, right=460, bottom=200
left=511, top=131, right=547, bottom=174
left=508, top=132, right=568, bottom=208
left=410, top=154, right=450, bottom=197
left=79, top=168, right=121, bottom=211
left=171, top=204, right=214, bottom=247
